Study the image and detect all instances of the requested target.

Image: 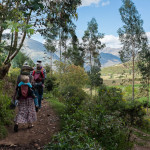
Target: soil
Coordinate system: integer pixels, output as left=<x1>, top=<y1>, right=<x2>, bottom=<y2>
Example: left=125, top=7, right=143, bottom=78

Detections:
left=0, top=100, right=60, bottom=150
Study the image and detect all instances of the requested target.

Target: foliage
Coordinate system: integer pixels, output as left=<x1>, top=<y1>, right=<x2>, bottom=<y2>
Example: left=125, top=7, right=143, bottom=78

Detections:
left=0, top=81, right=14, bottom=139
left=118, top=0, right=148, bottom=101
left=138, top=47, right=150, bottom=103
left=118, top=0, right=148, bottom=63
left=45, top=130, right=101, bottom=150
left=98, top=85, right=123, bottom=112
left=60, top=85, right=88, bottom=114
left=54, top=61, right=89, bottom=89
left=88, top=66, right=103, bottom=87
left=0, top=0, right=81, bottom=79
left=8, top=67, right=20, bottom=85
left=47, top=85, right=136, bottom=149
left=82, top=18, right=105, bottom=67
left=45, top=73, right=57, bottom=92
left=12, top=51, right=34, bottom=68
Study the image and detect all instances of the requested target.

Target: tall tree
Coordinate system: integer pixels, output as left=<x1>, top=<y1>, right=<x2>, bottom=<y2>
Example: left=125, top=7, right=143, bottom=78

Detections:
left=63, top=31, right=85, bottom=67
left=138, top=46, right=150, bottom=111
left=0, top=0, right=81, bottom=79
left=118, top=0, right=148, bottom=101
left=82, top=18, right=105, bottom=96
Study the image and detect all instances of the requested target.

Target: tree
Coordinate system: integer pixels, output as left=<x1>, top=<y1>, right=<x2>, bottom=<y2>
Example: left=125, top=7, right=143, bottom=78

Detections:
left=63, top=32, right=85, bottom=67
left=82, top=18, right=105, bottom=96
left=0, top=0, right=81, bottom=79
left=12, top=51, right=34, bottom=68
left=138, top=46, right=150, bottom=111
left=118, top=0, right=148, bottom=101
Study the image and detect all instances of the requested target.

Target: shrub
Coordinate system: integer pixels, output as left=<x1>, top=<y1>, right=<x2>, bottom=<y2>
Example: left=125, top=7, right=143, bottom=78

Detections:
left=54, top=61, right=89, bottom=89
left=8, top=67, right=20, bottom=85
left=45, top=74, right=57, bottom=92
left=98, top=85, right=123, bottom=112
left=60, top=85, right=87, bottom=114
left=0, top=82, right=14, bottom=139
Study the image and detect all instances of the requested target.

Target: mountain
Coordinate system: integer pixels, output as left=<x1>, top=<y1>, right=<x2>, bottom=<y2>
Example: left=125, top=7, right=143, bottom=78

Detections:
left=101, top=47, right=121, bottom=57
left=21, top=38, right=59, bottom=64
left=100, top=52, right=121, bottom=68
left=21, top=38, right=121, bottom=67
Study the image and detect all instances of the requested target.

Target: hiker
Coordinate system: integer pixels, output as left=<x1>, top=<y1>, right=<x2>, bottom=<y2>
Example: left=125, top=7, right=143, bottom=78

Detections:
left=16, top=75, right=36, bottom=100
left=36, top=60, right=46, bottom=100
left=14, top=62, right=39, bottom=111
left=13, top=63, right=37, bottom=132
left=32, top=61, right=45, bottom=109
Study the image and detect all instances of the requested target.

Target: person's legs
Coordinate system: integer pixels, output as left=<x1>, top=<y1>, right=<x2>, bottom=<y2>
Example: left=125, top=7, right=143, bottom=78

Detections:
left=34, top=90, right=39, bottom=112
left=38, top=94, right=42, bottom=108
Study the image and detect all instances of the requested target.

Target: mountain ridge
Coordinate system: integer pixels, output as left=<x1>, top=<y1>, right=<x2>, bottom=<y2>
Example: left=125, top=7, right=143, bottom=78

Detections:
left=21, top=38, right=121, bottom=68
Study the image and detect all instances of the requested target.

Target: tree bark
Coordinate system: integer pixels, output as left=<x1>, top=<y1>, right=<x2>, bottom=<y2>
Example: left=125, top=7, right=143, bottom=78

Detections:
left=132, top=50, right=135, bottom=101
left=90, top=51, right=92, bottom=97
left=0, top=63, right=11, bottom=79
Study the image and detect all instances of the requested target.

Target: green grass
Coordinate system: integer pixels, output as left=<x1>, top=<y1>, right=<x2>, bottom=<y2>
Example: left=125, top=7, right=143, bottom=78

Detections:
left=44, top=92, right=66, bottom=116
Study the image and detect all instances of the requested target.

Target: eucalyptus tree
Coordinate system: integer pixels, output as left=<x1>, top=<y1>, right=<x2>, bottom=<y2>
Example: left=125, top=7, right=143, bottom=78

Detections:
left=118, top=0, right=148, bottom=101
left=138, top=47, right=150, bottom=110
left=82, top=18, right=105, bottom=96
left=0, top=0, right=81, bottom=79
left=62, top=30, right=85, bottom=67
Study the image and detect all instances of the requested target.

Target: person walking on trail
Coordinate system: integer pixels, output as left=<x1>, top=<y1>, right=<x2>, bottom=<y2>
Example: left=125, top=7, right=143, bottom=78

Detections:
left=13, top=63, right=37, bottom=132
left=36, top=60, right=46, bottom=100
left=32, top=60, right=46, bottom=109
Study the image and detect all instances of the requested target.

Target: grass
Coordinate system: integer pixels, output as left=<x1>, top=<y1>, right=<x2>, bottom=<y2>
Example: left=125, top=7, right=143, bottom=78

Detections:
left=44, top=92, right=66, bottom=116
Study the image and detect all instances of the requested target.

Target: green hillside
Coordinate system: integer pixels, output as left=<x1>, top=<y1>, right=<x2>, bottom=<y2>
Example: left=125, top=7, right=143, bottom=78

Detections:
left=101, top=62, right=141, bottom=86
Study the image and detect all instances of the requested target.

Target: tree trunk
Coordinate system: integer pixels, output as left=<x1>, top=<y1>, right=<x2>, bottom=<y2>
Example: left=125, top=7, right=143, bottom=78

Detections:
left=59, top=29, right=62, bottom=62
left=147, top=77, right=149, bottom=112
left=0, top=63, right=11, bottom=79
left=51, top=53, right=53, bottom=76
left=132, top=49, right=135, bottom=101
left=90, top=51, right=92, bottom=97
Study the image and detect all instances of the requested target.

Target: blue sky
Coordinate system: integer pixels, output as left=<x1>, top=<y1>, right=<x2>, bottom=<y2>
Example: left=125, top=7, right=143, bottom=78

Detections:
left=31, top=0, right=150, bottom=48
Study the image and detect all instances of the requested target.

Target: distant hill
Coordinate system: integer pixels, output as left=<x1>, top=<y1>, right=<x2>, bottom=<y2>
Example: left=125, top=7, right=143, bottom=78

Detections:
left=100, top=52, right=121, bottom=68
left=21, top=38, right=59, bottom=64
left=21, top=38, right=122, bottom=67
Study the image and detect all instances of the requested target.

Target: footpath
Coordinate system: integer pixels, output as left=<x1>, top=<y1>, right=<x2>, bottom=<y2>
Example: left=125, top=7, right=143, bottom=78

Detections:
left=0, top=100, right=60, bottom=150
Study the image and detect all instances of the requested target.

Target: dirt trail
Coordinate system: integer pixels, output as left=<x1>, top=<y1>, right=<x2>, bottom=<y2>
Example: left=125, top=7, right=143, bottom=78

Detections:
left=0, top=100, right=60, bottom=150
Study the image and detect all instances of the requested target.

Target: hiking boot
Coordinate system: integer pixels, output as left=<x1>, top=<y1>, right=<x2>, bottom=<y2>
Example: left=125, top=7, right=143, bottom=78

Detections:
left=35, top=106, right=39, bottom=112
left=14, top=124, right=18, bottom=132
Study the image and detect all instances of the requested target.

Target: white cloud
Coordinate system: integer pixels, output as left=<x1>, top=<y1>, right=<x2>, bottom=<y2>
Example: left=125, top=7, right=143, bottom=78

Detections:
left=146, top=32, right=150, bottom=44
left=81, top=0, right=102, bottom=7
left=101, top=0, right=110, bottom=6
left=101, top=35, right=121, bottom=48
left=101, top=32, right=150, bottom=48
left=3, top=29, right=11, bottom=34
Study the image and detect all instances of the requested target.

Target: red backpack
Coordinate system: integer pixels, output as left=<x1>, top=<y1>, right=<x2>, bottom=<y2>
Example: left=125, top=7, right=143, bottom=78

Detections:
left=32, top=69, right=44, bottom=82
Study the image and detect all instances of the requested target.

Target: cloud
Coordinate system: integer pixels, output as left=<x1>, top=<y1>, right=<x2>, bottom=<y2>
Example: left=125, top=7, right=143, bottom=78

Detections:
left=3, top=29, right=11, bottom=34
left=101, top=32, right=150, bottom=48
left=81, top=0, right=102, bottom=7
left=146, top=32, right=150, bottom=44
left=101, top=35, right=121, bottom=48
left=101, top=0, right=110, bottom=6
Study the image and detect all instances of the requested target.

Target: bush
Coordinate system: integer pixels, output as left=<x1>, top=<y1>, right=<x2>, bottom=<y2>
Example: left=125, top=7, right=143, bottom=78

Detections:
left=60, top=85, right=87, bottom=114
left=8, top=67, right=20, bottom=85
left=45, top=74, right=57, bottom=92
left=45, top=130, right=101, bottom=150
left=0, top=82, right=14, bottom=139
left=98, top=85, right=123, bottom=112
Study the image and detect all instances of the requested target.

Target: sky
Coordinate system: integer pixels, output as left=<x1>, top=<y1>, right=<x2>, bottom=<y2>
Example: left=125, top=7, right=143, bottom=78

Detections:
left=31, top=0, right=150, bottom=48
